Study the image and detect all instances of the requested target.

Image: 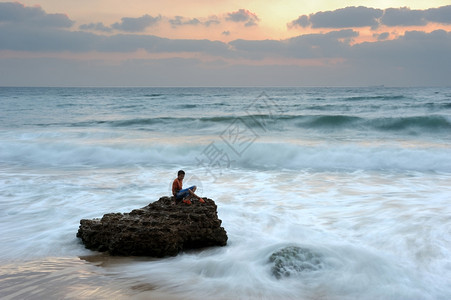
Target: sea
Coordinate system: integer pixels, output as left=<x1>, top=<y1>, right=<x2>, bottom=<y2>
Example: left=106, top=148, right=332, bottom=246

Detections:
left=0, top=86, right=450, bottom=300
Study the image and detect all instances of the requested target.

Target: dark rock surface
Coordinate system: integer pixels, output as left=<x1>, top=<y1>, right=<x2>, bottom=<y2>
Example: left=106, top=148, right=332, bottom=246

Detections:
left=77, top=196, right=228, bottom=257
left=269, top=246, right=324, bottom=279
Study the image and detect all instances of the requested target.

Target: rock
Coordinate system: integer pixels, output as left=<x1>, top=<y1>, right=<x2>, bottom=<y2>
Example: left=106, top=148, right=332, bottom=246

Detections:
left=77, top=196, right=228, bottom=257
left=269, top=246, right=324, bottom=279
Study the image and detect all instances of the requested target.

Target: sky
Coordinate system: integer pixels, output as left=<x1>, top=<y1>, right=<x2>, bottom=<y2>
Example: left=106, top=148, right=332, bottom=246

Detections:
left=0, top=0, right=451, bottom=86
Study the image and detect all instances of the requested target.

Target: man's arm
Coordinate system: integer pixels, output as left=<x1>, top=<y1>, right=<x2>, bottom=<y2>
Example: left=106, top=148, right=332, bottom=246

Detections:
left=172, top=180, right=177, bottom=196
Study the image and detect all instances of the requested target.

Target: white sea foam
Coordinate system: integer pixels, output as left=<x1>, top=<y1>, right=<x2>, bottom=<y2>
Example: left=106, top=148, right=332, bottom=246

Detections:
left=1, top=166, right=450, bottom=299
left=1, top=136, right=450, bottom=173
left=0, top=86, right=450, bottom=299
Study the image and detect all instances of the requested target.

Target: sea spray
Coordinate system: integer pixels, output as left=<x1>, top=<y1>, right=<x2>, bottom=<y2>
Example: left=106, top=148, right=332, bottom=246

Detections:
left=0, top=86, right=450, bottom=299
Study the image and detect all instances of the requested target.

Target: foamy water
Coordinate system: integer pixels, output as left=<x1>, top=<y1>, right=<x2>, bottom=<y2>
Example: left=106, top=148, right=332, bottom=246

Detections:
left=1, top=167, right=450, bottom=299
left=0, top=87, right=450, bottom=299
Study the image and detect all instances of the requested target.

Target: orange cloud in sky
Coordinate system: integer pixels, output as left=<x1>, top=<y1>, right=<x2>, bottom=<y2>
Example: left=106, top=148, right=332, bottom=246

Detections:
left=1, top=1, right=451, bottom=87
left=7, top=0, right=451, bottom=42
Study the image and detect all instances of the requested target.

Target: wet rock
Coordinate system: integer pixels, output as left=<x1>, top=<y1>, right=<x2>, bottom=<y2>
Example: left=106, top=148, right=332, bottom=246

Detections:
left=77, top=197, right=228, bottom=257
left=269, top=246, right=323, bottom=279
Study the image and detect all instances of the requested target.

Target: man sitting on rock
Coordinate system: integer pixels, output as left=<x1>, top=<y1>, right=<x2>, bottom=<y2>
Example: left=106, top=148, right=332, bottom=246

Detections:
left=172, top=170, right=205, bottom=205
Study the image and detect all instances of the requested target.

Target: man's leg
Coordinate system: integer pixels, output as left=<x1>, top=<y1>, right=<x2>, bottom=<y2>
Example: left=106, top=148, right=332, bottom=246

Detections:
left=188, top=186, right=204, bottom=203
left=176, top=188, right=191, bottom=204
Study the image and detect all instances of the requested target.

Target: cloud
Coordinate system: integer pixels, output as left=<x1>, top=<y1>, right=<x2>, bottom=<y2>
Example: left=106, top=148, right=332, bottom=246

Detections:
left=0, top=9, right=229, bottom=55
left=290, top=6, right=382, bottom=29
left=288, top=15, right=310, bottom=28
left=229, top=29, right=359, bottom=60
left=380, top=5, right=451, bottom=27
left=0, top=2, right=74, bottom=28
left=169, top=16, right=201, bottom=27
left=205, top=18, right=221, bottom=27
left=79, top=22, right=112, bottom=33
left=1, top=2, right=451, bottom=86
left=286, top=29, right=358, bottom=58
left=426, top=5, right=451, bottom=24
left=289, top=5, right=451, bottom=29
left=3, top=29, right=450, bottom=87
left=85, top=14, right=220, bottom=31
left=90, top=34, right=231, bottom=57
left=80, top=14, right=162, bottom=33
left=381, top=7, right=427, bottom=26
left=1, top=29, right=450, bottom=86
left=351, top=30, right=451, bottom=77
left=0, top=24, right=98, bottom=52
left=226, top=9, right=260, bottom=27
left=373, top=32, right=390, bottom=40
left=168, top=16, right=220, bottom=27
left=111, top=14, right=161, bottom=32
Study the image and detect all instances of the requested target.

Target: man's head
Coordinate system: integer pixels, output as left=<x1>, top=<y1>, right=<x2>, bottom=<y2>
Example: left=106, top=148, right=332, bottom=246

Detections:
left=177, top=170, right=185, bottom=179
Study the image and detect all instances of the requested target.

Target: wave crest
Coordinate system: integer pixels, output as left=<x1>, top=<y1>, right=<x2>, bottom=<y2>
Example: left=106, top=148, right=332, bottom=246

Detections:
left=1, top=139, right=449, bottom=172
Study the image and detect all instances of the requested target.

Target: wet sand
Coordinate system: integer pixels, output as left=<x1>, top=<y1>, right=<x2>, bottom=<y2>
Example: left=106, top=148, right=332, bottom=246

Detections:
left=0, top=256, right=182, bottom=300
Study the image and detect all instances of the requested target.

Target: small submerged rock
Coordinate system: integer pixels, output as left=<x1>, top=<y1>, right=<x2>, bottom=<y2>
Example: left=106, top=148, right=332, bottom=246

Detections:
left=269, top=246, right=324, bottom=279
left=77, top=196, right=228, bottom=257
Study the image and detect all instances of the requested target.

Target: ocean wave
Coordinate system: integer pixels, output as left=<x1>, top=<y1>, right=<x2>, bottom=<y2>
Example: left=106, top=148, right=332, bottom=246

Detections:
left=58, top=118, right=175, bottom=128
left=224, top=114, right=451, bottom=134
left=289, top=115, right=451, bottom=132
left=30, top=114, right=451, bottom=136
left=0, top=141, right=197, bottom=168
left=237, top=142, right=451, bottom=172
left=115, top=104, right=146, bottom=110
left=1, top=140, right=449, bottom=172
left=143, top=93, right=164, bottom=97
left=178, top=104, right=198, bottom=109
left=438, top=102, right=451, bottom=109
left=294, top=115, right=362, bottom=128
left=108, top=118, right=172, bottom=127
left=372, top=116, right=451, bottom=131
left=344, top=95, right=406, bottom=101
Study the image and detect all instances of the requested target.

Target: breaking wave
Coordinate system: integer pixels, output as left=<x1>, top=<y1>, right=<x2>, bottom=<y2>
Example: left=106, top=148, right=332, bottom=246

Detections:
left=33, top=114, right=451, bottom=136
left=1, top=139, right=449, bottom=172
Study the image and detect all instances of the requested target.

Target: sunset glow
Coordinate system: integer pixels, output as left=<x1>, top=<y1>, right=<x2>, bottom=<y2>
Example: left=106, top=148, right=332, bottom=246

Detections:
left=1, top=0, right=450, bottom=86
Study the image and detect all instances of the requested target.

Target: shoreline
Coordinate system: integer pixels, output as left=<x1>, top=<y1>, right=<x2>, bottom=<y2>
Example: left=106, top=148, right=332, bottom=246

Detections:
left=0, top=256, right=183, bottom=300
